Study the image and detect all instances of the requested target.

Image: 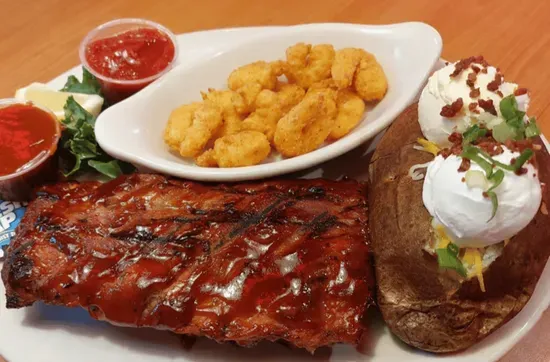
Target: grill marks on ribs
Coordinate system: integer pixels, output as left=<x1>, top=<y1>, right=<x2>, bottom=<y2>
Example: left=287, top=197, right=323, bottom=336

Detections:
left=1, top=174, right=373, bottom=351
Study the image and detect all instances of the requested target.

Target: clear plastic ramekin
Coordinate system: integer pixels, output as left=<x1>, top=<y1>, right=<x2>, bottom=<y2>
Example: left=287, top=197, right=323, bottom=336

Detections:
left=79, top=18, right=179, bottom=103
left=0, top=99, right=61, bottom=201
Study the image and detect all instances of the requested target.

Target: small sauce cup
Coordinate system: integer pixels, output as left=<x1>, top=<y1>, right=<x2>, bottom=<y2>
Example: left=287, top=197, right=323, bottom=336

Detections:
left=0, top=99, right=61, bottom=201
left=79, top=18, right=179, bottom=104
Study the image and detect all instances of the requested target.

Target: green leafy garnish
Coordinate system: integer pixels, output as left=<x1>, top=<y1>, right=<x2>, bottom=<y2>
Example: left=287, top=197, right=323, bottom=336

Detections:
left=486, top=191, right=499, bottom=221
left=492, top=122, right=517, bottom=143
left=436, top=243, right=467, bottom=277
left=499, top=95, right=523, bottom=121
left=60, top=96, right=134, bottom=179
left=488, top=169, right=504, bottom=190
left=513, top=148, right=534, bottom=171
left=525, top=117, right=541, bottom=138
left=462, top=125, right=487, bottom=145
left=61, top=68, right=102, bottom=96
left=461, top=146, right=493, bottom=177
left=496, top=95, right=541, bottom=141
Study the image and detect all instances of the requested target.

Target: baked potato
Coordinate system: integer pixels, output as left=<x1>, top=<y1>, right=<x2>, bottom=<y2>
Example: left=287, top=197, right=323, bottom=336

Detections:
left=368, top=103, right=550, bottom=353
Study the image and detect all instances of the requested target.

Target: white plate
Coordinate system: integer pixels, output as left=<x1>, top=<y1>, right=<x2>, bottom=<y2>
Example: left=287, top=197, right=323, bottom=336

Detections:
left=1, top=25, right=549, bottom=362
left=94, top=22, right=442, bottom=181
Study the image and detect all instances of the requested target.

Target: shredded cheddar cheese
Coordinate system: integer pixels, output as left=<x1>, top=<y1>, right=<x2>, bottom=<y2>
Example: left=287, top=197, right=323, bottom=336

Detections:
left=463, top=248, right=486, bottom=292
left=416, top=138, right=440, bottom=157
left=435, top=225, right=451, bottom=248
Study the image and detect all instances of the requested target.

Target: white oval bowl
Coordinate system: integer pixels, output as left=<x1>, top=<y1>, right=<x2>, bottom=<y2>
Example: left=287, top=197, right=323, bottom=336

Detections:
left=95, top=22, right=442, bottom=181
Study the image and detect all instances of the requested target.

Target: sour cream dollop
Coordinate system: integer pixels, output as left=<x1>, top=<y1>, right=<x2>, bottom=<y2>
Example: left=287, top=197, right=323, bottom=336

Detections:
left=418, top=61, right=529, bottom=146
left=422, top=147, right=541, bottom=248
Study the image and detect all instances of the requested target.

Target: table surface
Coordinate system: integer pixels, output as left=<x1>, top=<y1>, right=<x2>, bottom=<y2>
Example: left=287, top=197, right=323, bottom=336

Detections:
left=1, top=0, right=549, bottom=361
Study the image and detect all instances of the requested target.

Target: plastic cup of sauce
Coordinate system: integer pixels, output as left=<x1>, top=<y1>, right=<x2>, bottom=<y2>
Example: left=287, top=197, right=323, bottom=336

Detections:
left=0, top=99, right=61, bottom=201
left=79, top=18, right=178, bottom=103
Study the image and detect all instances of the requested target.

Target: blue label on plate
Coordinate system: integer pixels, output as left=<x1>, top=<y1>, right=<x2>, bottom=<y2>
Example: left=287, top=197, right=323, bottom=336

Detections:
left=0, top=200, right=27, bottom=259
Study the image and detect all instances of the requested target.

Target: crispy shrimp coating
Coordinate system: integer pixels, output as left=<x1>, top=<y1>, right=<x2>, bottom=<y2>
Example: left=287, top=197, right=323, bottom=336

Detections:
left=241, top=85, right=306, bottom=141
left=353, top=52, right=388, bottom=102
left=164, top=102, right=203, bottom=151
left=228, top=61, right=279, bottom=91
left=284, top=43, right=335, bottom=89
left=213, top=131, right=271, bottom=167
left=227, top=60, right=283, bottom=111
left=195, top=148, right=218, bottom=167
left=330, top=89, right=366, bottom=139
left=331, top=48, right=365, bottom=89
left=201, top=88, right=247, bottom=137
left=273, top=89, right=337, bottom=157
left=164, top=101, right=223, bottom=158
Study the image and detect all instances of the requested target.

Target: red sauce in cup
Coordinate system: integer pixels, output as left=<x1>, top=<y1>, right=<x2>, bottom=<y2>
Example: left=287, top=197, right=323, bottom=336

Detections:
left=0, top=103, right=61, bottom=200
left=81, top=22, right=177, bottom=103
left=85, top=28, right=175, bottom=81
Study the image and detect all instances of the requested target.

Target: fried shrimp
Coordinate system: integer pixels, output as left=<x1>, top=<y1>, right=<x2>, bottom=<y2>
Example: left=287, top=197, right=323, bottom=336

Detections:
left=330, top=89, right=366, bottom=139
left=201, top=88, right=247, bottom=137
left=241, top=85, right=306, bottom=141
left=274, top=90, right=337, bottom=157
left=164, top=102, right=203, bottom=151
left=331, top=48, right=365, bottom=89
left=284, top=43, right=335, bottom=89
left=353, top=52, right=388, bottom=102
left=163, top=101, right=223, bottom=158
left=195, top=148, right=218, bottom=167
left=214, top=131, right=271, bottom=167
left=227, top=61, right=282, bottom=110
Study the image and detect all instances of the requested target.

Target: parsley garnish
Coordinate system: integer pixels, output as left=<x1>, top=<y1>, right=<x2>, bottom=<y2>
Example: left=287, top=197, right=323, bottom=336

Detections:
left=61, top=68, right=102, bottom=96
left=60, top=96, right=134, bottom=179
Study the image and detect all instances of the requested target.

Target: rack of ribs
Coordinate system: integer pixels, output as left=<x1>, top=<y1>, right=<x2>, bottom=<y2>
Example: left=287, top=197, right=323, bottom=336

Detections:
left=2, top=174, right=374, bottom=352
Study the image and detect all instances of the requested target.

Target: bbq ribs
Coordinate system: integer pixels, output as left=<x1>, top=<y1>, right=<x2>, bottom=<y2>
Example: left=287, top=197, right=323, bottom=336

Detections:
left=2, top=174, right=374, bottom=351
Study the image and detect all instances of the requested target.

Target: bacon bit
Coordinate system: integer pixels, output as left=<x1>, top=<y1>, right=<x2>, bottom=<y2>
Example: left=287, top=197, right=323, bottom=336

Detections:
left=462, top=177, right=466, bottom=182
left=496, top=90, right=504, bottom=97
left=541, top=202, right=548, bottom=216
left=445, top=61, right=450, bottom=65
left=515, top=167, right=528, bottom=175
left=534, top=144, right=542, bottom=151
left=470, top=87, right=481, bottom=98
left=467, top=72, right=477, bottom=87
left=450, top=143, right=463, bottom=156
left=514, top=87, right=528, bottom=96
left=450, top=56, right=485, bottom=78
left=468, top=102, right=478, bottom=112
left=471, top=65, right=481, bottom=73
left=482, top=191, right=489, bottom=198
left=448, top=132, right=463, bottom=144
left=478, top=98, right=497, bottom=115
left=487, top=73, right=503, bottom=92
left=477, top=141, right=504, bottom=156
left=481, top=68, right=488, bottom=74
left=505, top=139, right=534, bottom=153
left=510, top=157, right=517, bottom=165
left=458, top=158, right=471, bottom=172
left=439, top=148, right=452, bottom=159
left=440, top=98, right=464, bottom=117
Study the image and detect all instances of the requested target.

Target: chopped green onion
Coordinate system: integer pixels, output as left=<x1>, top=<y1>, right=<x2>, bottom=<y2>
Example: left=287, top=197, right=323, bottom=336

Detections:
left=513, top=148, right=534, bottom=171
left=500, top=95, right=521, bottom=121
left=436, top=243, right=467, bottom=277
left=525, top=117, right=541, bottom=138
left=487, top=191, right=498, bottom=221
left=461, top=146, right=493, bottom=177
left=488, top=169, right=504, bottom=191
left=476, top=148, right=515, bottom=171
left=463, top=125, right=488, bottom=145
left=493, top=122, right=517, bottom=143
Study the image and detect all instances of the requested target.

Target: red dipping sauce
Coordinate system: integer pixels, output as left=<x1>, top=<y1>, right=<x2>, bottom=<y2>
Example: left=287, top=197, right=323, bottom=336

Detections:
left=80, top=19, right=178, bottom=103
left=0, top=102, right=61, bottom=200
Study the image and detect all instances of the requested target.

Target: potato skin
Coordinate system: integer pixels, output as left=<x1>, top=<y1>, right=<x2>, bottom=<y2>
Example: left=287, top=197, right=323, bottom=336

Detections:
left=368, top=104, right=550, bottom=353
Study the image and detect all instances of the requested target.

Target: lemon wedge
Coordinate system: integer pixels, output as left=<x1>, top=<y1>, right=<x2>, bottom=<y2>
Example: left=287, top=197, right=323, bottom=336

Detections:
left=15, top=83, right=104, bottom=120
